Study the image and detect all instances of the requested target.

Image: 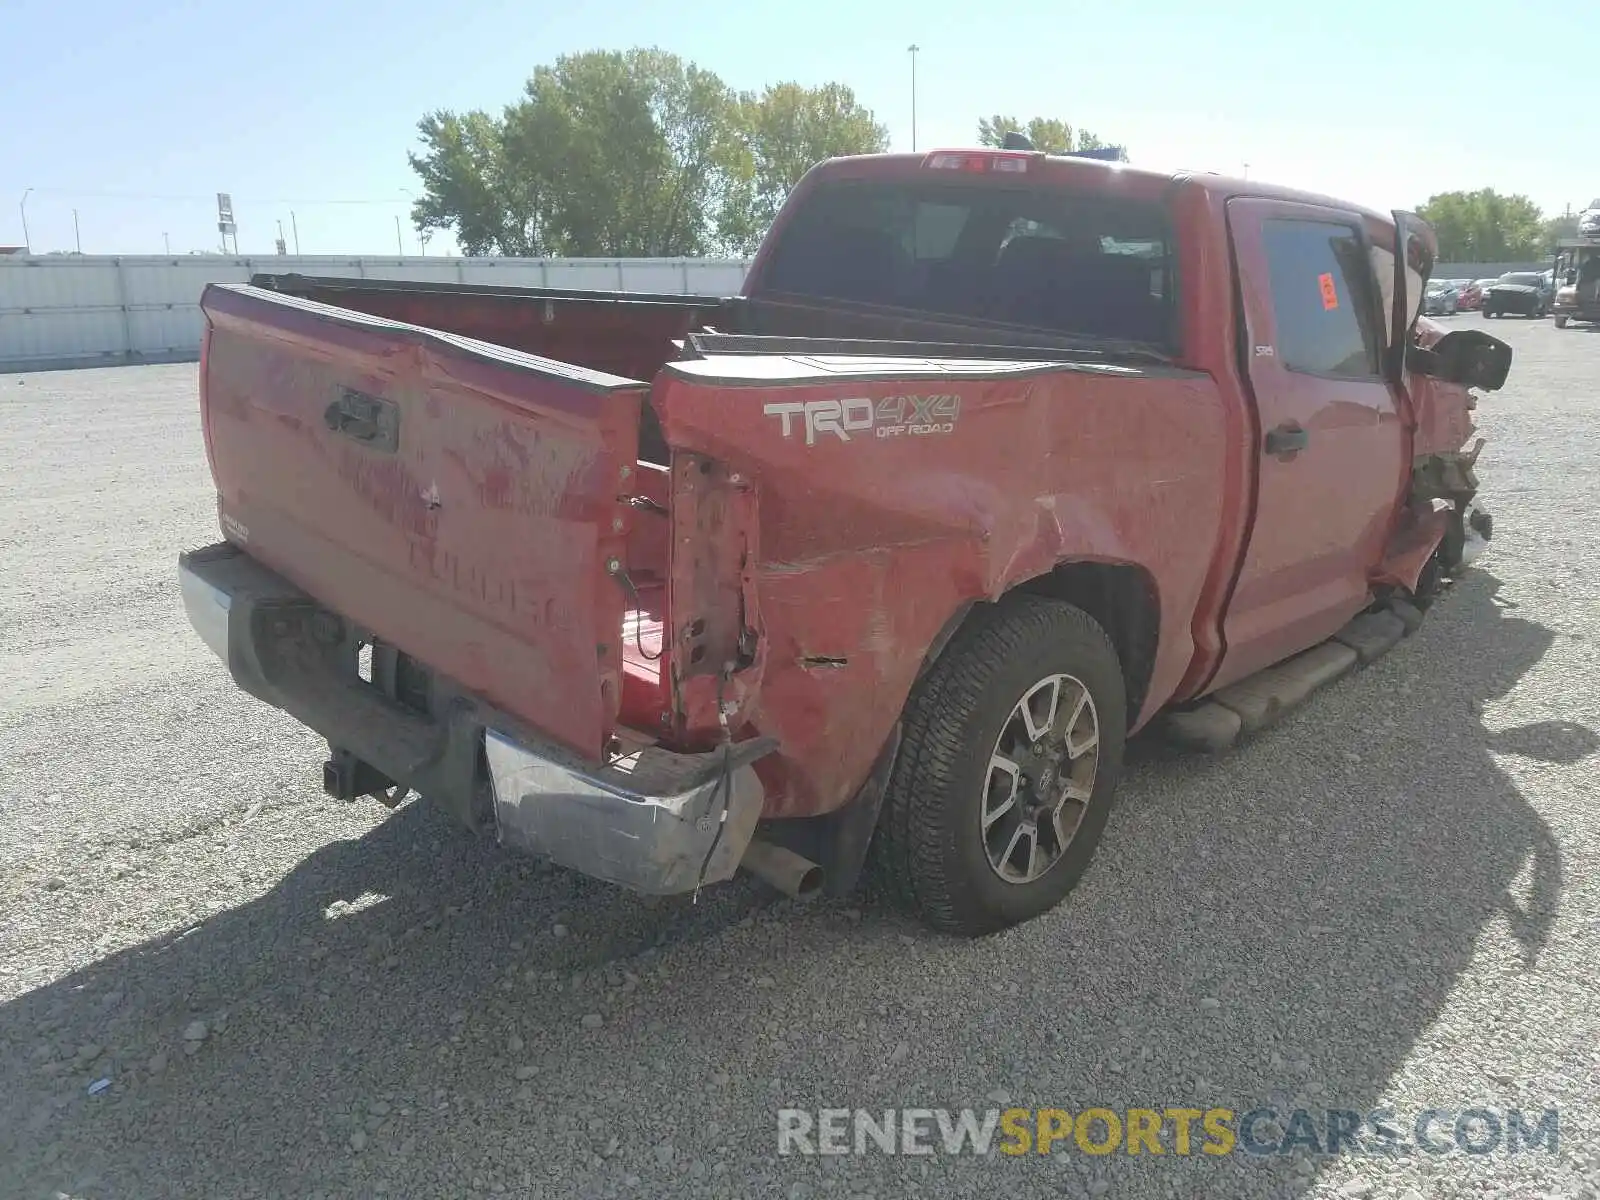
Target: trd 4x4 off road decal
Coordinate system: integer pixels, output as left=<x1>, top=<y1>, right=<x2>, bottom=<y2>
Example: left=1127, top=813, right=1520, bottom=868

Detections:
left=762, top=394, right=961, bottom=446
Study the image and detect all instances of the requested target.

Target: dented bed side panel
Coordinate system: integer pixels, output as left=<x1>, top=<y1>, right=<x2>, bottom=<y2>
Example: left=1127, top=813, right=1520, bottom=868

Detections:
left=650, top=358, right=1232, bottom=819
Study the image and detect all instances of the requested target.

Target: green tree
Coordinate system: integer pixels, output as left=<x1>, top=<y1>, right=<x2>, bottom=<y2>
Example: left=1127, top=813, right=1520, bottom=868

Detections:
left=409, top=50, right=886, bottom=258
left=977, top=115, right=1125, bottom=158
left=410, top=109, right=542, bottom=256
left=717, top=82, right=888, bottom=254
left=1416, top=189, right=1545, bottom=262
left=410, top=49, right=737, bottom=258
left=1542, top=212, right=1579, bottom=253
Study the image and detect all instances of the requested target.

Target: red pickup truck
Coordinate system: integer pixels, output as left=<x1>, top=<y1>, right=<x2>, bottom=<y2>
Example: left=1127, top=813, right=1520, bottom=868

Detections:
left=179, top=149, right=1511, bottom=935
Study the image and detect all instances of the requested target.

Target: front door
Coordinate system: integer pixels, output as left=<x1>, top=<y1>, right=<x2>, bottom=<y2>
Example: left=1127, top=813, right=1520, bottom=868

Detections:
left=1210, top=199, right=1404, bottom=691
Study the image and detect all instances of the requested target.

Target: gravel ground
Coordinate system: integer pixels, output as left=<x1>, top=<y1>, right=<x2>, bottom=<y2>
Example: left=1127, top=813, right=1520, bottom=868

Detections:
left=2, top=319, right=1598, bottom=1200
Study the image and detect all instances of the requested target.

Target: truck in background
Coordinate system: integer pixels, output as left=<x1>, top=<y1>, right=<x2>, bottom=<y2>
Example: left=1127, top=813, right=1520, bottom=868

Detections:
left=1553, top=236, right=1600, bottom=328
left=178, top=150, right=1512, bottom=935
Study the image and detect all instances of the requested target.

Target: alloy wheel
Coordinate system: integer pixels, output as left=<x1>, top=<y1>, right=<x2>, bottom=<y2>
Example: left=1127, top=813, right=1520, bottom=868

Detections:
left=980, top=673, right=1101, bottom=884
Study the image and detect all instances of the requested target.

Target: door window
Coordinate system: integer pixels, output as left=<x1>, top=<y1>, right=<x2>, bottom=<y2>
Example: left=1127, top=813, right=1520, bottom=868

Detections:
left=1261, top=219, right=1383, bottom=378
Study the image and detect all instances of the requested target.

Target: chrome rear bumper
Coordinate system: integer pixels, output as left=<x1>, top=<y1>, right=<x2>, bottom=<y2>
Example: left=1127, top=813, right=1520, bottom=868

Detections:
left=178, top=542, right=774, bottom=895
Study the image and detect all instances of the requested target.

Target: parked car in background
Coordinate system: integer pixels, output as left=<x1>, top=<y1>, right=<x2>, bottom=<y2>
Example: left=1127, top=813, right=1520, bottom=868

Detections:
left=1482, top=272, right=1550, bottom=318
left=1423, top=279, right=1460, bottom=315
left=1459, top=278, right=1495, bottom=311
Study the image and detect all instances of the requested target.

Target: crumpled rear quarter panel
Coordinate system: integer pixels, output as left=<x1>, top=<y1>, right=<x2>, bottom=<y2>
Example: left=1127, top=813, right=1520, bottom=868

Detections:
left=653, top=356, right=1229, bottom=818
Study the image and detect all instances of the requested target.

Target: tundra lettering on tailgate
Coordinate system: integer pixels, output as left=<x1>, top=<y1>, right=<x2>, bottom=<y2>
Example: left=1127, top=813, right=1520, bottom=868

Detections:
left=764, top=394, right=961, bottom=446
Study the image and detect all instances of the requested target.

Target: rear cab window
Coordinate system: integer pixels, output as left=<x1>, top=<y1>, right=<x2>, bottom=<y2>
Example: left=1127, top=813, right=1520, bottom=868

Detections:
left=1260, top=219, right=1384, bottom=379
left=756, top=175, right=1178, bottom=349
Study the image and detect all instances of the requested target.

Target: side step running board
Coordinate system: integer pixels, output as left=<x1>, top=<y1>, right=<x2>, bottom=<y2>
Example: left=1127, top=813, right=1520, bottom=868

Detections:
left=1161, top=598, right=1424, bottom=752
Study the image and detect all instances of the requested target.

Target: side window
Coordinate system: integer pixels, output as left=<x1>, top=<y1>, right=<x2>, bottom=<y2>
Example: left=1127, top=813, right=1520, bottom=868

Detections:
left=1261, top=219, right=1382, bottom=378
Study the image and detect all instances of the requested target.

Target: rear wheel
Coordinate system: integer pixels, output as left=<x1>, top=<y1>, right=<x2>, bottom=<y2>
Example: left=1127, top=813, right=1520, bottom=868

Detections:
left=1555, top=315, right=1569, bottom=329
left=1483, top=308, right=1494, bottom=319
left=873, top=596, right=1127, bottom=936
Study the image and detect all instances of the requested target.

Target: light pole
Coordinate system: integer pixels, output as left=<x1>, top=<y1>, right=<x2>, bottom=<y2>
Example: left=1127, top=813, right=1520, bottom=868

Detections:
left=19, top=188, right=32, bottom=254
left=73, top=209, right=81, bottom=254
left=163, top=232, right=171, bottom=255
left=395, top=214, right=403, bottom=256
left=1242, top=162, right=1250, bottom=181
left=290, top=211, right=300, bottom=255
left=907, top=45, right=920, bottom=152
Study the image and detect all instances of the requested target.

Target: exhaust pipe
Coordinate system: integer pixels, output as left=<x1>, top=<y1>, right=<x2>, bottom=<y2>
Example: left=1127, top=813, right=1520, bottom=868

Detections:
left=740, top=838, right=823, bottom=899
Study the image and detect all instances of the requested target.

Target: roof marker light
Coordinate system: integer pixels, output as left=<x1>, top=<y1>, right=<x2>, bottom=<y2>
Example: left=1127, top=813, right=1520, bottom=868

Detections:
left=922, top=150, right=1035, bottom=174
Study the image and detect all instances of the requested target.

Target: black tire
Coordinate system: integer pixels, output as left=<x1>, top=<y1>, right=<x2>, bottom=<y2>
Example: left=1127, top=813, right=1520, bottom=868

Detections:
left=1555, top=315, right=1569, bottom=329
left=1483, top=308, right=1494, bottom=319
left=1411, top=552, right=1443, bottom=611
left=1439, top=507, right=1467, bottom=578
left=872, top=596, right=1127, bottom=936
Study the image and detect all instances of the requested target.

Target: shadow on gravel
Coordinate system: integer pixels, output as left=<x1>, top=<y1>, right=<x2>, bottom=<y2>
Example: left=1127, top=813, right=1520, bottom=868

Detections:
left=0, top=797, right=782, bottom=1197
left=1068, top=567, right=1574, bottom=1197
left=0, top=568, right=1579, bottom=1200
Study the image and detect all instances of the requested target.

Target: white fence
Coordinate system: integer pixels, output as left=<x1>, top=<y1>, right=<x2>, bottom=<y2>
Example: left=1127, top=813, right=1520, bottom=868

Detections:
left=1435, top=262, right=1547, bottom=280
left=0, top=255, right=753, bottom=372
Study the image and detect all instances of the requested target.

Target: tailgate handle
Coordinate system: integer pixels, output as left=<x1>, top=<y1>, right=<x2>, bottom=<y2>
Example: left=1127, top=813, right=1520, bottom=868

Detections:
left=1264, top=422, right=1309, bottom=458
left=324, top=388, right=399, bottom=453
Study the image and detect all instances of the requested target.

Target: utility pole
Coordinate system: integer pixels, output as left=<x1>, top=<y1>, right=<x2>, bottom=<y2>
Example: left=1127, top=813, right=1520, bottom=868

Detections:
left=399, top=188, right=419, bottom=255
left=73, top=209, right=81, bottom=254
left=20, top=188, right=32, bottom=253
left=907, top=45, right=920, bottom=152
left=290, top=211, right=300, bottom=255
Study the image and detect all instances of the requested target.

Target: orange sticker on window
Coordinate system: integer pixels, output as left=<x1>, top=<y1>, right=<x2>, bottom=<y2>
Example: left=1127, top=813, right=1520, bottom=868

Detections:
left=1318, top=272, right=1340, bottom=310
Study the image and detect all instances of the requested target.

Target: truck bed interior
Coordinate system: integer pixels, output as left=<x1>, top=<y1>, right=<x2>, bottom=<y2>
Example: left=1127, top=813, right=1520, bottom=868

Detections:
left=245, top=273, right=1155, bottom=740
left=249, top=273, right=1153, bottom=456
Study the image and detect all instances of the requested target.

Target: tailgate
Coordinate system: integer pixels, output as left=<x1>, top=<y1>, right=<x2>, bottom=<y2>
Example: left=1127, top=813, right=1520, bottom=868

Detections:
left=198, top=283, right=643, bottom=760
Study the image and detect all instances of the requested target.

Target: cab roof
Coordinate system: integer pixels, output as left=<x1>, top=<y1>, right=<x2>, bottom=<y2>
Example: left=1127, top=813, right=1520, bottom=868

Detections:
left=809, top=151, right=1394, bottom=228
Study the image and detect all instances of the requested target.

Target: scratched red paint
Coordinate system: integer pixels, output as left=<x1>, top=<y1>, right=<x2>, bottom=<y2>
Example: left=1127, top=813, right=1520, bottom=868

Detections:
left=201, top=287, right=640, bottom=759
left=653, top=366, right=1226, bottom=817
left=197, top=156, right=1486, bottom=825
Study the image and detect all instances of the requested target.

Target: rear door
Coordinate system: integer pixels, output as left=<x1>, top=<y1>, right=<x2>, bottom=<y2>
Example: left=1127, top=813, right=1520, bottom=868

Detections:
left=1211, top=200, right=1404, bottom=689
left=199, top=283, right=642, bottom=760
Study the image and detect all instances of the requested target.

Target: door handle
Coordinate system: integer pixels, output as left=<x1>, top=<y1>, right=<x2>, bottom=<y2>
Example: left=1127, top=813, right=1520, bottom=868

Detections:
left=1264, top=422, right=1309, bottom=457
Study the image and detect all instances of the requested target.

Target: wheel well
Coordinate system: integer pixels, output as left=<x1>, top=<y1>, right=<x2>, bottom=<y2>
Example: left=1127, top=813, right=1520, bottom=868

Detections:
left=1014, top=562, right=1160, bottom=727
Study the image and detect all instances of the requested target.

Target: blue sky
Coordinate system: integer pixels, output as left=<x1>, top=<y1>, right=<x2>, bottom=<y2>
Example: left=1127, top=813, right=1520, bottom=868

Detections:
left=1, top=0, right=1590, bottom=257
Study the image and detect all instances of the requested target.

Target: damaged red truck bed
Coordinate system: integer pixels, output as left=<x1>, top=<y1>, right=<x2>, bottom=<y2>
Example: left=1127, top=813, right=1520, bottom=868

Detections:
left=179, top=149, right=1512, bottom=934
